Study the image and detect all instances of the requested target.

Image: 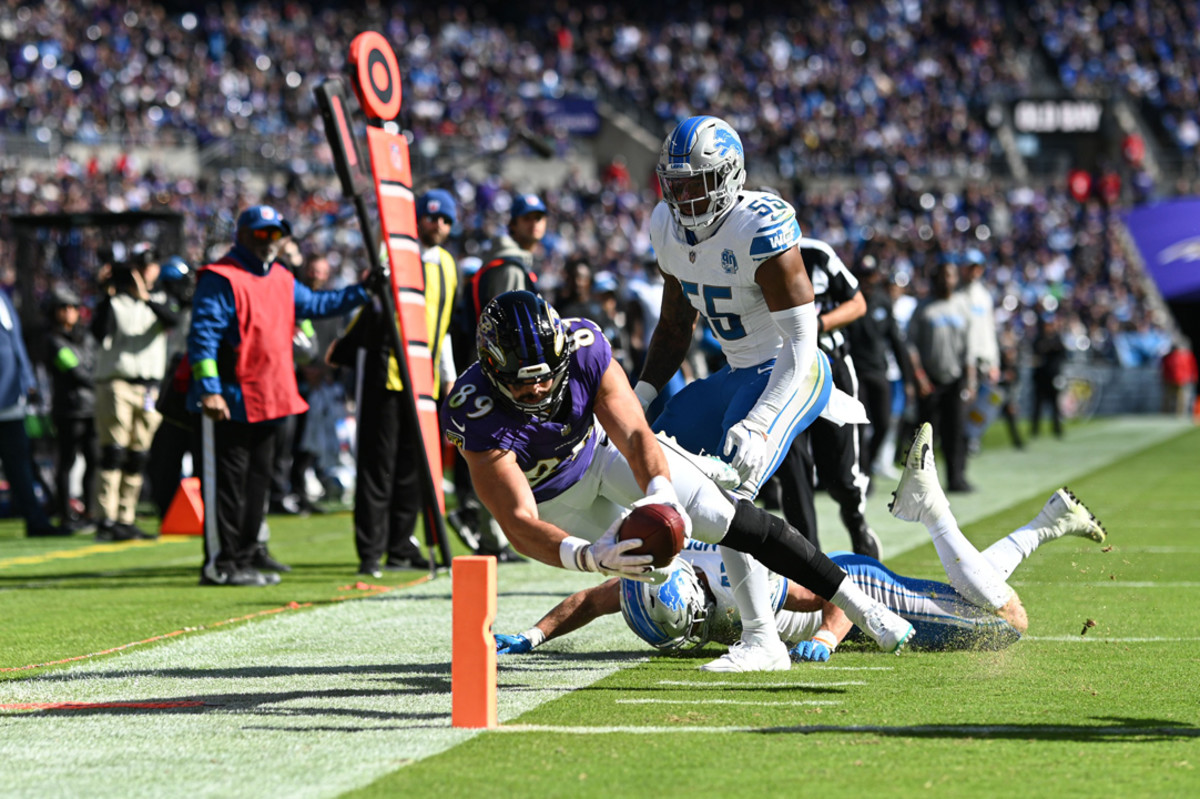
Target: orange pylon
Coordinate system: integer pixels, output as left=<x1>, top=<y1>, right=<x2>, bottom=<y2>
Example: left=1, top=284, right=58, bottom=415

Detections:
left=452, top=555, right=498, bottom=728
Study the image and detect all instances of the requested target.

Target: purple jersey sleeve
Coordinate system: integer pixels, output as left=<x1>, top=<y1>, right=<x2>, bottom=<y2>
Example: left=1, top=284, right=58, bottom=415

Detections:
left=439, top=318, right=614, bottom=503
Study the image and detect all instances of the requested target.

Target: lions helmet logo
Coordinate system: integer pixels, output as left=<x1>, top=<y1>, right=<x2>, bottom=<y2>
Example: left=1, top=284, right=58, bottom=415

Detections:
left=712, top=128, right=743, bottom=159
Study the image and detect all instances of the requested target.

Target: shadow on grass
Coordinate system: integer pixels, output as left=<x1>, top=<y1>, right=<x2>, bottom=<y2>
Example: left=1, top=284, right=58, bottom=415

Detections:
left=2, top=686, right=451, bottom=724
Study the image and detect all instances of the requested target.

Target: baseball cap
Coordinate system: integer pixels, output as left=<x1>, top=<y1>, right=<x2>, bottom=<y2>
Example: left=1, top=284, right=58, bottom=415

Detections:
left=511, top=193, right=547, bottom=219
left=416, top=189, right=458, bottom=225
left=160, top=255, right=191, bottom=283
left=593, top=270, right=618, bottom=294
left=49, top=285, right=82, bottom=308
left=236, top=205, right=292, bottom=235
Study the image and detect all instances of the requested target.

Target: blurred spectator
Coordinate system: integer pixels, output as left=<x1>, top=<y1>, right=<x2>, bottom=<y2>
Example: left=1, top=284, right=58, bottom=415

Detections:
left=996, top=327, right=1026, bottom=449
left=956, top=248, right=1000, bottom=455
left=45, top=285, right=98, bottom=530
left=908, top=260, right=974, bottom=493
left=91, top=243, right=178, bottom=541
left=147, top=255, right=197, bottom=519
left=1160, top=339, right=1198, bottom=419
left=556, top=258, right=609, bottom=328
left=0, top=287, right=62, bottom=536
left=1031, top=314, right=1067, bottom=439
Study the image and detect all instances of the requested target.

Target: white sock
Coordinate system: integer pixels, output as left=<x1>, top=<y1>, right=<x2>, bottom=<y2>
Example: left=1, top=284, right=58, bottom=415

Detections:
left=925, top=509, right=1014, bottom=611
left=830, top=577, right=882, bottom=631
left=982, top=526, right=1042, bottom=581
left=720, top=547, right=778, bottom=646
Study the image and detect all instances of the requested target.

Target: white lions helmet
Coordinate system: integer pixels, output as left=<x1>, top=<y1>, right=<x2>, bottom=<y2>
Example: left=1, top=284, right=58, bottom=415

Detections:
left=656, top=115, right=746, bottom=231
left=619, top=558, right=714, bottom=650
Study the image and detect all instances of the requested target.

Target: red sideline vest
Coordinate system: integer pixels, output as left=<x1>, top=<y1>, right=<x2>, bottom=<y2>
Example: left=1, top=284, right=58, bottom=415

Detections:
left=200, top=259, right=308, bottom=423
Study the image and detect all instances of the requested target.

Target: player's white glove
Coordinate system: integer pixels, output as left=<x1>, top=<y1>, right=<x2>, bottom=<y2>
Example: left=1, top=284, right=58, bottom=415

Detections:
left=722, top=418, right=772, bottom=487
left=630, top=475, right=693, bottom=538
left=584, top=519, right=657, bottom=582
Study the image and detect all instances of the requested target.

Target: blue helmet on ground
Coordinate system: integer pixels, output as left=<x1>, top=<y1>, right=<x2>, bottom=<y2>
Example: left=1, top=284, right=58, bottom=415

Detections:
left=619, top=558, right=713, bottom=650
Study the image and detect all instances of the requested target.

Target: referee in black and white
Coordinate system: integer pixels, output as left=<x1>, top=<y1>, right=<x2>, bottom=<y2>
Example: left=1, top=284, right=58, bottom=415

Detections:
left=769, top=237, right=878, bottom=558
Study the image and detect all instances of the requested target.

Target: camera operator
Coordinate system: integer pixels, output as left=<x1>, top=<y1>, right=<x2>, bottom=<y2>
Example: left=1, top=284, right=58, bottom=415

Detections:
left=92, top=242, right=179, bottom=540
left=147, top=255, right=198, bottom=518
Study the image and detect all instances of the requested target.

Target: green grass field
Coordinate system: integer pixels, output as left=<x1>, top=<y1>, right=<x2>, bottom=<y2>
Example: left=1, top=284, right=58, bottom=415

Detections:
left=2, top=417, right=1198, bottom=798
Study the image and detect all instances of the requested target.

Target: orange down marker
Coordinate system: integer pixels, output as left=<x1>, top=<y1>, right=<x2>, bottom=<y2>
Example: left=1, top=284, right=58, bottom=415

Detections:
left=451, top=555, right=498, bottom=728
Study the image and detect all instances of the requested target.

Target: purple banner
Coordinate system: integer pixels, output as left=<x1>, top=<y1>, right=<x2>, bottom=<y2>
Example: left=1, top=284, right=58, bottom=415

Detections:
left=1123, top=198, right=1200, bottom=302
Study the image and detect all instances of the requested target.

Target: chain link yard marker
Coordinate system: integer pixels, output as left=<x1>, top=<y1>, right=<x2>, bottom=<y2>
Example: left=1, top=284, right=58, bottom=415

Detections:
left=451, top=556, right=497, bottom=728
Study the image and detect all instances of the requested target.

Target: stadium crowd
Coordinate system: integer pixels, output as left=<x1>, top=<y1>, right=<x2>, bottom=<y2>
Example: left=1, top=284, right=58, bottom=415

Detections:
left=0, top=0, right=1193, bottom=553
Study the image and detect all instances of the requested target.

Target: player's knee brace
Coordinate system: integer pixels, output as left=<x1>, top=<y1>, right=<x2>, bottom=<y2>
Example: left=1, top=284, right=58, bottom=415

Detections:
left=720, top=499, right=846, bottom=600
left=123, top=449, right=149, bottom=476
left=101, top=443, right=125, bottom=471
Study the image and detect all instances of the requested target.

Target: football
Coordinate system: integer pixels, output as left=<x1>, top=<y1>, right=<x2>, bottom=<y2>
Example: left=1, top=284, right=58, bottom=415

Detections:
left=617, top=503, right=687, bottom=568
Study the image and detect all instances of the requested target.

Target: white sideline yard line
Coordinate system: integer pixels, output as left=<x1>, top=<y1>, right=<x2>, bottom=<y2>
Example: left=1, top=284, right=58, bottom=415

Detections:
left=617, top=698, right=842, bottom=706
left=1025, top=636, right=1200, bottom=642
left=1012, top=581, right=1200, bottom=588
left=658, top=680, right=867, bottom=688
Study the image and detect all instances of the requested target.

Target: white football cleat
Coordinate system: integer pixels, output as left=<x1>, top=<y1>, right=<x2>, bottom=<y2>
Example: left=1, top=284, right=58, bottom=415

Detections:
left=889, top=423, right=951, bottom=526
left=700, top=639, right=791, bottom=672
left=858, top=603, right=915, bottom=655
left=1029, top=487, right=1107, bottom=544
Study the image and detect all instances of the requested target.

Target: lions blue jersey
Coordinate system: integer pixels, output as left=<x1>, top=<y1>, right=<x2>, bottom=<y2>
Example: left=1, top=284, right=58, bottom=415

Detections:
left=440, top=318, right=611, bottom=503
left=649, top=191, right=804, bottom=369
left=683, top=549, right=1021, bottom=651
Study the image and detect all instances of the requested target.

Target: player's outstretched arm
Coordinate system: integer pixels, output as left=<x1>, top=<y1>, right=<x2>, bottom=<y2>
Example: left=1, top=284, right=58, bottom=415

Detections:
left=783, top=584, right=854, bottom=662
left=596, top=360, right=671, bottom=493
left=463, top=446, right=572, bottom=566
left=596, top=361, right=693, bottom=536
left=634, top=274, right=697, bottom=409
left=496, top=579, right=623, bottom=655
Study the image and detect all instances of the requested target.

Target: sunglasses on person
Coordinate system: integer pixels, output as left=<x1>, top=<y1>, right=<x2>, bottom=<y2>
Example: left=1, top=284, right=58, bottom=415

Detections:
left=251, top=227, right=286, bottom=241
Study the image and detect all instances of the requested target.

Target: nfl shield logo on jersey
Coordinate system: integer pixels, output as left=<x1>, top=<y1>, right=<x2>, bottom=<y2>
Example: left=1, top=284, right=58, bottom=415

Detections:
left=721, top=249, right=738, bottom=274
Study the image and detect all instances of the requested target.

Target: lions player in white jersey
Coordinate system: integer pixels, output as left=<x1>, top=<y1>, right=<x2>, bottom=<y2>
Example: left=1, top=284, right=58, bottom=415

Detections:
left=493, top=424, right=1108, bottom=660
left=632, top=115, right=865, bottom=672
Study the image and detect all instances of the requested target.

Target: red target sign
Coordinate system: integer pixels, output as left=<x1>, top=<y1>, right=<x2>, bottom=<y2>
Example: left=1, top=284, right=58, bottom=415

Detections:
left=349, top=31, right=401, bottom=122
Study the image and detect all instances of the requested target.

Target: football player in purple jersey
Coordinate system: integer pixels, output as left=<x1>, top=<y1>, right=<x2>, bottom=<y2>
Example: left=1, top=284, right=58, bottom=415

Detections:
left=440, top=291, right=914, bottom=671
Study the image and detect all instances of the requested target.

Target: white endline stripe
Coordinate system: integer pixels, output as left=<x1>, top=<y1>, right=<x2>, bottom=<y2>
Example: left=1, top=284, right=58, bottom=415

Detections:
left=1025, top=636, right=1200, bottom=642
left=1011, top=582, right=1200, bottom=588
left=494, top=723, right=1200, bottom=737
left=658, top=680, right=867, bottom=688
left=617, top=699, right=841, bottom=707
